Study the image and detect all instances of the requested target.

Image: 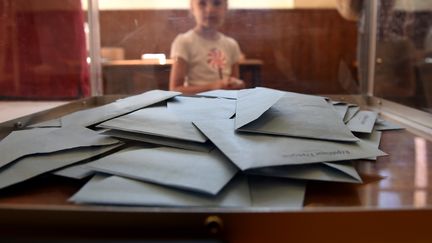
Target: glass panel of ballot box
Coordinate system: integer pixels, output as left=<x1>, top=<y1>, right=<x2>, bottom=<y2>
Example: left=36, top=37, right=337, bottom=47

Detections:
left=0, top=1, right=431, bottom=242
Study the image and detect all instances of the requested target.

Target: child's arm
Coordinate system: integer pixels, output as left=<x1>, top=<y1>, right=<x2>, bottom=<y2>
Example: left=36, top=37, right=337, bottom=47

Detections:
left=227, top=63, right=246, bottom=89
left=169, top=57, right=242, bottom=95
left=231, top=63, right=240, bottom=78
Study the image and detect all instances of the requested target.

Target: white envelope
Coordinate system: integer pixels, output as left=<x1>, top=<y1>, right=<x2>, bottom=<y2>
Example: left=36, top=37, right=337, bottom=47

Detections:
left=28, top=118, right=62, bottom=128
left=194, top=119, right=386, bottom=171
left=332, top=103, right=349, bottom=120
left=347, top=110, right=378, bottom=133
left=374, top=118, right=404, bottom=131
left=247, top=161, right=362, bottom=183
left=357, top=130, right=382, bottom=160
left=344, top=105, right=360, bottom=123
left=70, top=174, right=306, bottom=209
left=98, top=106, right=207, bottom=143
left=167, top=96, right=236, bottom=120
left=0, top=144, right=122, bottom=189
left=53, top=163, right=96, bottom=180
left=70, top=174, right=250, bottom=207
left=61, top=90, right=180, bottom=127
left=88, top=146, right=239, bottom=195
left=197, top=89, right=238, bottom=99
left=236, top=88, right=359, bottom=142
left=0, top=127, right=120, bottom=169
left=101, top=129, right=213, bottom=152
left=235, top=87, right=285, bottom=129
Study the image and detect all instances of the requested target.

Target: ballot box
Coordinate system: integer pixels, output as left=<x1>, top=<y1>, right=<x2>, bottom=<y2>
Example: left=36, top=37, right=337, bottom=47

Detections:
left=0, top=90, right=431, bottom=243
left=1, top=1, right=432, bottom=242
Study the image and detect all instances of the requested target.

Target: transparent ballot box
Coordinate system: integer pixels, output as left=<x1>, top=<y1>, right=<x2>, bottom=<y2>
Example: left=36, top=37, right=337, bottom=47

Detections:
left=0, top=1, right=432, bottom=242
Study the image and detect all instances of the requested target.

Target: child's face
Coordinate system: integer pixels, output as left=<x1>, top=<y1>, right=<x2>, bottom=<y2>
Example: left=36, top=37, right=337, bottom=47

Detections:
left=191, top=0, right=227, bottom=30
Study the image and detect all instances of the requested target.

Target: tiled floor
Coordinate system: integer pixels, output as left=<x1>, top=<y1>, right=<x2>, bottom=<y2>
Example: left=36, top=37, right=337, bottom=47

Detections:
left=0, top=101, right=67, bottom=123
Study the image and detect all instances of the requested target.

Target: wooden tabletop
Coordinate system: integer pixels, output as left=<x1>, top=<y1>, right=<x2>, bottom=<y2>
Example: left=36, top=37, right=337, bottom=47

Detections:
left=102, top=58, right=264, bottom=67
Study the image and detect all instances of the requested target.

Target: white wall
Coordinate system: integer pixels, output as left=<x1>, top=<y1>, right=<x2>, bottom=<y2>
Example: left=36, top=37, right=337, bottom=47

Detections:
left=82, top=0, right=432, bottom=11
left=294, top=0, right=336, bottom=9
left=81, top=0, right=296, bottom=10
left=395, top=0, right=432, bottom=11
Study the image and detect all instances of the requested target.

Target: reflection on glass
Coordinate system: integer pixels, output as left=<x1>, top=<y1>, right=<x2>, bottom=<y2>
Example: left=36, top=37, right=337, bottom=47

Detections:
left=414, top=191, right=427, bottom=207
left=374, top=0, right=432, bottom=113
left=0, top=0, right=375, bottom=98
left=96, top=0, right=359, bottom=95
left=378, top=168, right=393, bottom=189
left=414, top=137, right=428, bottom=207
left=415, top=137, right=428, bottom=189
left=378, top=191, right=402, bottom=207
left=0, top=0, right=90, bottom=100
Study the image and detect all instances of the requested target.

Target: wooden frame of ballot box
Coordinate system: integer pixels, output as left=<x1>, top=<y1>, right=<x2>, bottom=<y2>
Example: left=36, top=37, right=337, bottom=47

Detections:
left=0, top=94, right=432, bottom=243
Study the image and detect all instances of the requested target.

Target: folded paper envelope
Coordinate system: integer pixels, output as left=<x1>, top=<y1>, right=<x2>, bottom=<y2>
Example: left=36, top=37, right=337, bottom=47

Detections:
left=194, top=119, right=387, bottom=171
left=70, top=174, right=250, bottom=207
left=88, top=146, right=239, bottom=195
left=248, top=176, right=306, bottom=208
left=197, top=89, right=239, bottom=99
left=247, top=161, right=362, bottom=183
left=236, top=88, right=359, bottom=142
left=53, top=162, right=97, bottom=180
left=0, top=144, right=122, bottom=189
left=344, top=105, right=360, bottom=123
left=53, top=146, right=150, bottom=180
left=28, top=118, right=62, bottom=128
left=101, top=129, right=213, bottom=152
left=347, top=110, right=378, bottom=133
left=70, top=174, right=305, bottom=209
left=0, top=126, right=120, bottom=169
left=61, top=90, right=180, bottom=127
left=332, top=103, right=349, bottom=120
left=98, top=106, right=207, bottom=143
left=357, top=130, right=382, bottom=160
left=374, top=118, right=404, bottom=131
left=235, top=87, right=285, bottom=129
left=167, top=96, right=236, bottom=121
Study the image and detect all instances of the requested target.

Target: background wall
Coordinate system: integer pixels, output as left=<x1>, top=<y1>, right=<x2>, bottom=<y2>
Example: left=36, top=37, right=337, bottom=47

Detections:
left=99, top=9, right=358, bottom=94
left=83, top=0, right=339, bottom=10
left=0, top=0, right=89, bottom=99
left=85, top=0, right=432, bottom=11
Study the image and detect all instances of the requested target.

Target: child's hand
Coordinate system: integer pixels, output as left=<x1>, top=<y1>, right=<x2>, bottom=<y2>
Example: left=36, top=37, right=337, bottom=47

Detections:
left=213, top=77, right=245, bottom=90
left=226, top=77, right=245, bottom=89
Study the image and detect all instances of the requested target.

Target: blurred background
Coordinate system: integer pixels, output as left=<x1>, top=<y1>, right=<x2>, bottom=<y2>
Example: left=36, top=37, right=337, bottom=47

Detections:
left=0, top=0, right=431, bottom=113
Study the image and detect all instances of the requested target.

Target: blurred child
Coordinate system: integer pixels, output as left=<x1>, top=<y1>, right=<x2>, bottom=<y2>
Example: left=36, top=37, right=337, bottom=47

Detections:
left=169, top=0, right=245, bottom=94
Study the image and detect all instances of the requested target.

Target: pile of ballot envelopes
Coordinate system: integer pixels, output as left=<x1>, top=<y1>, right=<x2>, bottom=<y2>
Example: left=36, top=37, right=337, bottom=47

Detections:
left=0, top=87, right=403, bottom=209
